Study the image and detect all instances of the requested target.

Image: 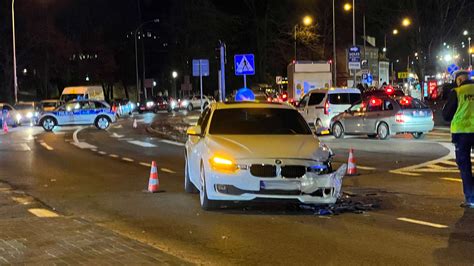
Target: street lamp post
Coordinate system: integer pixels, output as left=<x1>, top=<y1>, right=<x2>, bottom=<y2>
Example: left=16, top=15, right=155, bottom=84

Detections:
left=344, top=1, right=356, bottom=86
left=468, top=37, right=472, bottom=69
left=135, top=19, right=159, bottom=103
left=12, top=0, right=18, bottom=103
left=332, top=0, right=337, bottom=87
left=171, top=71, right=178, bottom=99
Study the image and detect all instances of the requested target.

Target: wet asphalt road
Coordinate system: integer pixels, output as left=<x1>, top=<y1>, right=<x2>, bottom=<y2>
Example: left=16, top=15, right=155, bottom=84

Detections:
left=0, top=112, right=473, bottom=265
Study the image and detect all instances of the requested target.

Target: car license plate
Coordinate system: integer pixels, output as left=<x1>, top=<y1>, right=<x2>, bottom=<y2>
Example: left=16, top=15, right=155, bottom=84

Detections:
left=412, top=110, right=425, bottom=117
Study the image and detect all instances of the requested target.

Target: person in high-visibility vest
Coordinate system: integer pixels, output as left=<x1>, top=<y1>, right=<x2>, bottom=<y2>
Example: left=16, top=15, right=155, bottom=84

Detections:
left=442, top=70, right=474, bottom=208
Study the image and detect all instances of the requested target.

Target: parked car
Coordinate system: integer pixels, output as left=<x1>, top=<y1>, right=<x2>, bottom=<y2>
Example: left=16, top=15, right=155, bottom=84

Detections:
left=40, top=99, right=63, bottom=112
left=39, top=100, right=116, bottom=131
left=179, top=95, right=215, bottom=111
left=13, top=101, right=40, bottom=125
left=296, top=88, right=361, bottom=134
left=330, top=96, right=434, bottom=140
left=0, top=103, right=22, bottom=127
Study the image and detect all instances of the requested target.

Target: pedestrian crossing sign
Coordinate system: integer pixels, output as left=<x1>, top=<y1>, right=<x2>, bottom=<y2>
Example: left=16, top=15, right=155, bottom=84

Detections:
left=234, top=54, right=255, bottom=76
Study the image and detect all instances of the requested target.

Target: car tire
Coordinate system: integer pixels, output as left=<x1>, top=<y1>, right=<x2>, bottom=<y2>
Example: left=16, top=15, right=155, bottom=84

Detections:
left=184, top=155, right=198, bottom=193
left=187, top=104, right=193, bottom=112
left=199, top=163, right=218, bottom=210
left=95, top=116, right=111, bottom=130
left=367, top=134, right=377, bottom=139
left=332, top=122, right=344, bottom=139
left=377, top=122, right=390, bottom=140
left=41, top=117, right=56, bottom=132
left=412, top=132, right=424, bottom=139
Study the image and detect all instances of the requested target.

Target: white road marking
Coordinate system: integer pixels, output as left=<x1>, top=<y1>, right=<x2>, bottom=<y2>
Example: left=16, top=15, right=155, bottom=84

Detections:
left=161, top=168, right=176, bottom=174
left=72, top=142, right=97, bottom=149
left=11, top=196, right=32, bottom=205
left=122, top=157, right=134, bottom=162
left=139, top=162, right=152, bottom=167
left=98, top=151, right=107, bottom=155
left=440, top=177, right=462, bottom=182
left=113, top=124, right=123, bottom=129
left=111, top=132, right=124, bottom=138
left=109, top=154, right=119, bottom=158
left=40, top=142, right=53, bottom=151
left=160, top=140, right=185, bottom=147
left=28, top=208, right=59, bottom=218
left=53, top=131, right=66, bottom=135
left=127, top=140, right=157, bottom=148
left=427, top=132, right=451, bottom=137
left=357, top=165, right=376, bottom=170
left=397, top=217, right=448, bottom=229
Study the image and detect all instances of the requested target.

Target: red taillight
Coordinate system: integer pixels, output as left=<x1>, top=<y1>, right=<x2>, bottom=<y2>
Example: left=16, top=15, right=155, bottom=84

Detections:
left=395, top=112, right=405, bottom=123
left=267, top=97, right=272, bottom=102
left=282, top=93, right=288, bottom=99
left=370, top=98, right=382, bottom=106
left=386, top=87, right=394, bottom=94
left=324, top=99, right=329, bottom=115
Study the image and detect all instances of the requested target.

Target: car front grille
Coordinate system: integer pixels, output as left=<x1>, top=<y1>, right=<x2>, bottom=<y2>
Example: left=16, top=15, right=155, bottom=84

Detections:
left=281, top=165, right=306, bottom=178
left=250, top=165, right=276, bottom=177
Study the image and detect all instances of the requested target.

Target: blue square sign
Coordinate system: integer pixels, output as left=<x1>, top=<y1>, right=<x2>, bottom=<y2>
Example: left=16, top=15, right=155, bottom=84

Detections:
left=234, top=54, right=255, bottom=76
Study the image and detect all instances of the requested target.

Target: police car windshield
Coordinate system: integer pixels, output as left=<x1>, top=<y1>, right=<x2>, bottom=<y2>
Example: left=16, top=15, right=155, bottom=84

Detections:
left=14, top=103, right=34, bottom=110
left=209, top=108, right=312, bottom=135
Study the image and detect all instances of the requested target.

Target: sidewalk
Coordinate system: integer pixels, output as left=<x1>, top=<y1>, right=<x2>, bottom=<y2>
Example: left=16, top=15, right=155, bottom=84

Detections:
left=0, top=182, right=187, bottom=265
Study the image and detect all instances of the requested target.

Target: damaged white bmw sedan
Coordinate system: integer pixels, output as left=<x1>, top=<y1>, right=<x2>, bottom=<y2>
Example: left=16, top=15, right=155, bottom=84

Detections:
left=185, top=102, right=346, bottom=210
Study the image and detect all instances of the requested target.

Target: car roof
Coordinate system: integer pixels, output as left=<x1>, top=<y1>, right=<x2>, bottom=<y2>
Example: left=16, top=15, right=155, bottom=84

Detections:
left=213, top=101, right=294, bottom=110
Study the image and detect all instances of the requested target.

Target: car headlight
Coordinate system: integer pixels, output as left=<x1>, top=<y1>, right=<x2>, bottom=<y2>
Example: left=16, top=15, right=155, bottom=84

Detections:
left=26, top=112, right=33, bottom=118
left=146, top=101, right=155, bottom=107
left=16, top=114, right=22, bottom=121
left=181, top=100, right=189, bottom=107
left=209, top=155, right=237, bottom=173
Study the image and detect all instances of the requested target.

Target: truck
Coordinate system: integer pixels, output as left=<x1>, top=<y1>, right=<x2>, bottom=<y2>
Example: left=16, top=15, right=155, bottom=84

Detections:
left=60, top=86, right=105, bottom=103
left=287, top=61, right=332, bottom=101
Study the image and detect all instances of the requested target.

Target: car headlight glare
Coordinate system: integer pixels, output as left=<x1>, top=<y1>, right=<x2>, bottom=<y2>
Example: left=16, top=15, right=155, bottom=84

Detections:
left=26, top=112, right=33, bottom=118
left=146, top=101, right=155, bottom=107
left=210, top=155, right=237, bottom=173
left=16, top=114, right=22, bottom=121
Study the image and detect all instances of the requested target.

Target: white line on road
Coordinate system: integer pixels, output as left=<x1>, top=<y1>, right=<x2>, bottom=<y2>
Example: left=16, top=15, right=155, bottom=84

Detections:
left=122, top=157, right=134, bottom=162
left=28, top=208, right=59, bottom=218
left=109, top=154, right=119, bottom=158
left=97, top=151, right=107, bottom=155
left=160, top=140, right=185, bottom=147
left=397, top=217, right=448, bottom=229
left=72, top=142, right=97, bottom=149
left=127, top=140, right=157, bottom=148
left=111, top=132, right=124, bottom=138
left=139, top=162, right=152, bottom=167
left=161, top=168, right=176, bottom=174
left=40, top=142, right=53, bottom=151
left=440, top=177, right=462, bottom=183
left=357, top=165, right=376, bottom=170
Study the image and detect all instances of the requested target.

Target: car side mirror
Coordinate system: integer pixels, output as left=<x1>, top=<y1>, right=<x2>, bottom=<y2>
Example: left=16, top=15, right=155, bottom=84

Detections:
left=186, top=125, right=202, bottom=137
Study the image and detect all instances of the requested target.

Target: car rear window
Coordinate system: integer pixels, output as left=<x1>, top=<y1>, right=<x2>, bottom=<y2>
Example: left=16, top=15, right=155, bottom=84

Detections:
left=329, top=93, right=361, bottom=105
left=396, top=98, right=428, bottom=109
left=209, top=108, right=312, bottom=135
left=308, top=93, right=325, bottom=105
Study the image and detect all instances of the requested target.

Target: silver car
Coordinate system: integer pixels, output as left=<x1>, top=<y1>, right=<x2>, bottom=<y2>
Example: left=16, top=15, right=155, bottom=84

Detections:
left=330, top=96, right=434, bottom=140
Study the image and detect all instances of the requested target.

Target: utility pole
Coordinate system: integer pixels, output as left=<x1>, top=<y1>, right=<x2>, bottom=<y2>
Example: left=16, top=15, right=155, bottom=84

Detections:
left=332, top=0, right=337, bottom=87
left=219, top=42, right=226, bottom=102
left=352, top=0, right=356, bottom=86
left=12, top=0, right=18, bottom=103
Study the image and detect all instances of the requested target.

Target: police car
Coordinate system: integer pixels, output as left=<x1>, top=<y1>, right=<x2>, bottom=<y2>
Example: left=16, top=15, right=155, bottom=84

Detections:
left=38, top=100, right=117, bottom=131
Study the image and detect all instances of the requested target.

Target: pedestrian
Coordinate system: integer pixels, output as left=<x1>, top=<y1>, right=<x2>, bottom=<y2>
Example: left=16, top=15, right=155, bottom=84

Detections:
left=442, top=70, right=474, bottom=208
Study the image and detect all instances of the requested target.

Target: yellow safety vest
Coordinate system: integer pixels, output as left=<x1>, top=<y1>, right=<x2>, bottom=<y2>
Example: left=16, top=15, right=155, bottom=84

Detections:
left=451, top=83, right=474, bottom=133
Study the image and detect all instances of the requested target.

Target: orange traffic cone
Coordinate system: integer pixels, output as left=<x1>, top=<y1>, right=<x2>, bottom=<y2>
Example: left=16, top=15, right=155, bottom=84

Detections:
left=347, top=148, right=357, bottom=176
left=148, top=161, right=159, bottom=193
left=2, top=120, right=8, bottom=133
left=133, top=119, right=137, bottom=129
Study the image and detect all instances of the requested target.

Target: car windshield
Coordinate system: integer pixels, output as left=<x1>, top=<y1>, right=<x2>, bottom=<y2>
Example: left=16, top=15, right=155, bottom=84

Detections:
left=41, top=102, right=58, bottom=108
left=209, top=108, right=312, bottom=135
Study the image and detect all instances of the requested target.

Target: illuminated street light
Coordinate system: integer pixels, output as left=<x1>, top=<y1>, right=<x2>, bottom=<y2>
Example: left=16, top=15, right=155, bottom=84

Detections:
left=302, top=15, right=313, bottom=26
left=444, top=54, right=452, bottom=62
left=402, top=18, right=411, bottom=27
left=392, top=29, right=399, bottom=35
left=414, top=52, right=418, bottom=57
left=172, top=71, right=178, bottom=79
left=463, top=30, right=468, bottom=36
left=343, top=3, right=352, bottom=11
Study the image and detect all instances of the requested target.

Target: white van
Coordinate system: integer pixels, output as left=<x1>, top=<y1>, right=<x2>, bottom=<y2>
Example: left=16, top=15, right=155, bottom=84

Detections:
left=297, top=88, right=361, bottom=133
left=60, top=86, right=105, bottom=102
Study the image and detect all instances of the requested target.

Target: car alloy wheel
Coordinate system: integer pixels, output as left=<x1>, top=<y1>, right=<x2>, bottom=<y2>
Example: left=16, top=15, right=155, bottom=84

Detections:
left=96, top=117, right=110, bottom=130
left=199, top=164, right=217, bottom=210
left=42, top=117, right=55, bottom=131
left=377, top=123, right=389, bottom=140
left=332, top=123, right=344, bottom=138
left=187, top=104, right=193, bottom=112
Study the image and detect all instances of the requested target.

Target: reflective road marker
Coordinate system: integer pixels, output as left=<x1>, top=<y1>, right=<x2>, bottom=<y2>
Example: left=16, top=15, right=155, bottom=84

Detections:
left=28, top=208, right=59, bottom=218
left=397, top=217, right=448, bottom=229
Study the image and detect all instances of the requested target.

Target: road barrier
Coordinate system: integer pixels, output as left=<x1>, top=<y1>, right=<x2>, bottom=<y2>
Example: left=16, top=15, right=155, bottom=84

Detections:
left=347, top=148, right=357, bottom=176
left=147, top=161, right=160, bottom=193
